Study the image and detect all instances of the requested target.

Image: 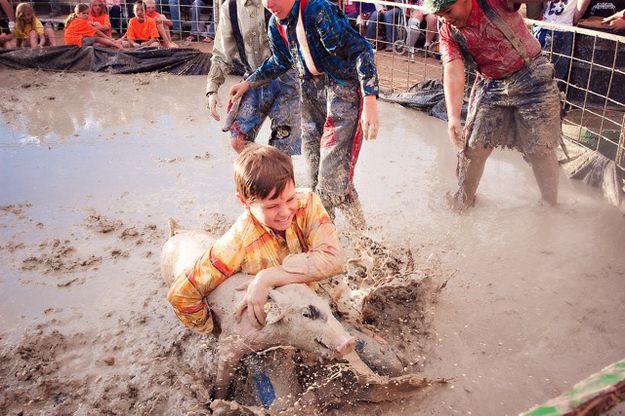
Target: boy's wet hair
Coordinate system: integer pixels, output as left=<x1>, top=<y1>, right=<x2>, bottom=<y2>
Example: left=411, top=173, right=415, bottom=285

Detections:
left=234, top=144, right=294, bottom=202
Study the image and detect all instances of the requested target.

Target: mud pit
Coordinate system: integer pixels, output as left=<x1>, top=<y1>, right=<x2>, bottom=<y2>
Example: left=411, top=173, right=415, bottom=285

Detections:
left=1, top=69, right=625, bottom=415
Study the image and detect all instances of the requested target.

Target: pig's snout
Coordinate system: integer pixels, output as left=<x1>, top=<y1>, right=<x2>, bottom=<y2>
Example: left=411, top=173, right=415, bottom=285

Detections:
left=336, top=336, right=356, bottom=356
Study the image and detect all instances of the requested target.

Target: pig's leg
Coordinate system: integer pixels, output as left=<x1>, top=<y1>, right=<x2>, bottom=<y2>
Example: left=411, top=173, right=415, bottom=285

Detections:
left=214, top=345, right=246, bottom=399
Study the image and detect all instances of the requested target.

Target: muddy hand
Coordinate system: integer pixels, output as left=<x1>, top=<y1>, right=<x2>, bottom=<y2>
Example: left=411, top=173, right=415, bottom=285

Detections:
left=229, top=80, right=250, bottom=102
left=234, top=277, right=269, bottom=328
left=361, top=95, right=379, bottom=140
left=448, top=116, right=464, bottom=149
left=207, top=93, right=222, bottom=122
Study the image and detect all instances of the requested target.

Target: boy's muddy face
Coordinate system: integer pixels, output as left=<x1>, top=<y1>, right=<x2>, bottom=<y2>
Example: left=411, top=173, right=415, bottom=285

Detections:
left=436, top=0, right=472, bottom=27
left=244, top=180, right=298, bottom=233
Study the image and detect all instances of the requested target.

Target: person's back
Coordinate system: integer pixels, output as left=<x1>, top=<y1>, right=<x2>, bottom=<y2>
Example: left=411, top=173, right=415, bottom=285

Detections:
left=167, top=144, right=345, bottom=332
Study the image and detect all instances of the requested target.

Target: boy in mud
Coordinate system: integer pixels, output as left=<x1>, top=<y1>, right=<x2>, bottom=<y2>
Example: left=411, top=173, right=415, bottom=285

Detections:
left=428, top=0, right=562, bottom=209
left=206, top=0, right=301, bottom=155
left=228, top=0, right=379, bottom=230
left=167, top=144, right=346, bottom=330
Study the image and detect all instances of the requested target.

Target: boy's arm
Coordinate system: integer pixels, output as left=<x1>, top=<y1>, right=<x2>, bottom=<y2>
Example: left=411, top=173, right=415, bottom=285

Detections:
left=236, top=192, right=346, bottom=328
left=167, top=227, right=245, bottom=333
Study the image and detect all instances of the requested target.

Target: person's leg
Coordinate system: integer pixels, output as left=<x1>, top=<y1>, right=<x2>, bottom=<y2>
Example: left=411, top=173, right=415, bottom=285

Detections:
left=383, top=8, right=401, bottom=44
left=28, top=30, right=37, bottom=47
left=49, top=0, right=62, bottom=15
left=300, top=76, right=328, bottom=193
left=44, top=25, right=56, bottom=46
left=168, top=0, right=182, bottom=33
left=452, top=145, right=493, bottom=209
left=229, top=88, right=264, bottom=153
left=406, top=16, right=421, bottom=49
left=365, top=10, right=380, bottom=43
left=526, top=150, right=558, bottom=205
left=109, top=5, right=122, bottom=33
left=424, top=13, right=437, bottom=47
left=267, top=69, right=302, bottom=156
left=190, top=0, right=203, bottom=37
left=318, top=78, right=366, bottom=229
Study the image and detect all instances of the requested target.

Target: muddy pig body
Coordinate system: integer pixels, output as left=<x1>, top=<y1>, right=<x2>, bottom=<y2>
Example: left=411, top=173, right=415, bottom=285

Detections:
left=160, top=222, right=356, bottom=397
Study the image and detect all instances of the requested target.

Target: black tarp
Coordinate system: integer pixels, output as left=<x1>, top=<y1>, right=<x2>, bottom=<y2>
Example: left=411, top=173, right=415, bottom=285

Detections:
left=0, top=45, right=211, bottom=75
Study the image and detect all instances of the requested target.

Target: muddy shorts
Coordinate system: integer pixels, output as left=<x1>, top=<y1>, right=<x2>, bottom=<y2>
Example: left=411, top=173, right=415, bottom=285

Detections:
left=231, top=69, right=302, bottom=155
left=466, top=54, right=562, bottom=155
left=300, top=75, right=362, bottom=207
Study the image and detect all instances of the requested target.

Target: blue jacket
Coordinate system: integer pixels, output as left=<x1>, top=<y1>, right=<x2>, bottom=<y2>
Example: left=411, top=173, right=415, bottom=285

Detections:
left=246, top=0, right=379, bottom=97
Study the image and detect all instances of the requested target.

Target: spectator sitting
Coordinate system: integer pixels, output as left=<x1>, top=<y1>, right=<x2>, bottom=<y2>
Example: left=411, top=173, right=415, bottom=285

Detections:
left=105, top=0, right=122, bottom=34
left=145, top=0, right=178, bottom=47
left=14, top=2, right=57, bottom=47
left=187, top=0, right=214, bottom=43
left=89, top=0, right=113, bottom=37
left=602, top=8, right=625, bottom=31
left=344, top=1, right=376, bottom=35
left=65, top=3, right=123, bottom=48
left=155, top=0, right=182, bottom=39
left=0, top=0, right=15, bottom=48
left=122, top=1, right=161, bottom=47
left=366, top=2, right=403, bottom=50
left=577, top=0, right=625, bottom=30
left=406, top=0, right=438, bottom=53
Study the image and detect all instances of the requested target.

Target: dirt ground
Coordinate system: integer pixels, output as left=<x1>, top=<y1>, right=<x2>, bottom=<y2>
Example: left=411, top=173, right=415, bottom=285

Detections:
left=1, top=69, right=625, bottom=415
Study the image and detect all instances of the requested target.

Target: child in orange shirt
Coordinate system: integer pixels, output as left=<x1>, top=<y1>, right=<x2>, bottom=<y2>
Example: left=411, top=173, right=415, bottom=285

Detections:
left=144, top=0, right=178, bottom=48
left=88, top=0, right=112, bottom=37
left=64, top=3, right=122, bottom=49
left=14, top=3, right=56, bottom=47
left=122, top=1, right=160, bottom=48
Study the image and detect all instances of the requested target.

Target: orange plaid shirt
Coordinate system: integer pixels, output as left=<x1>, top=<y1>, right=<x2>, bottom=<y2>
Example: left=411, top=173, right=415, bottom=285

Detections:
left=167, top=189, right=345, bottom=333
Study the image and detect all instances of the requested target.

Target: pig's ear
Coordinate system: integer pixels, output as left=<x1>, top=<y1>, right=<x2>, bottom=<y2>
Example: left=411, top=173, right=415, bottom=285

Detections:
left=265, top=301, right=286, bottom=325
left=265, top=290, right=288, bottom=325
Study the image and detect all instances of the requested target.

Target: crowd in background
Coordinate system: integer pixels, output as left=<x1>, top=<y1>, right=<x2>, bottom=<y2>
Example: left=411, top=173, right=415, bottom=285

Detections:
left=0, top=0, right=623, bottom=53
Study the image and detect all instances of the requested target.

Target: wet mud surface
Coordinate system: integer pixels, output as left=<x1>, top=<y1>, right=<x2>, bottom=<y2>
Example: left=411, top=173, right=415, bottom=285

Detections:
left=1, top=69, right=625, bottom=415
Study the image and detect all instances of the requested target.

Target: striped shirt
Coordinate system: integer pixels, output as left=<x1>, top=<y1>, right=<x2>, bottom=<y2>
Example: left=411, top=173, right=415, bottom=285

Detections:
left=166, top=189, right=345, bottom=333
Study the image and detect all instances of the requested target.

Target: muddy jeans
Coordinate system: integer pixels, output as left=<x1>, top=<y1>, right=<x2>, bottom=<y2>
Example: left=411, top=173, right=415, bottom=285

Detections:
left=465, top=54, right=562, bottom=155
left=231, top=69, right=302, bottom=155
left=300, top=75, right=363, bottom=210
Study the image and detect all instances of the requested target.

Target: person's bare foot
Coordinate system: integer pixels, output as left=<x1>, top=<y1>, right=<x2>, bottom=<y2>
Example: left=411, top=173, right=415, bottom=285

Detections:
left=165, top=41, right=179, bottom=48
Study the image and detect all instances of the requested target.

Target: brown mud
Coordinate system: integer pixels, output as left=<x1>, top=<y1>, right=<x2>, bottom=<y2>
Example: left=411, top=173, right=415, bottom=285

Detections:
left=1, top=69, right=624, bottom=415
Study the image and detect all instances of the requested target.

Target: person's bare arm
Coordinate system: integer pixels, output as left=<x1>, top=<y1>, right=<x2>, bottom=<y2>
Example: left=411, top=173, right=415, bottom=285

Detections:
left=443, top=58, right=466, bottom=149
left=574, top=0, right=592, bottom=23
left=0, top=0, right=14, bottom=21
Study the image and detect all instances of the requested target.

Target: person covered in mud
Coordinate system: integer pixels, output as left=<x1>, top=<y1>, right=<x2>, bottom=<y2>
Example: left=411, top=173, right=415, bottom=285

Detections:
left=428, top=0, right=562, bottom=209
left=167, top=144, right=346, bottom=331
left=13, top=2, right=57, bottom=48
left=205, top=0, right=301, bottom=156
left=122, top=1, right=160, bottom=48
left=228, top=0, right=379, bottom=231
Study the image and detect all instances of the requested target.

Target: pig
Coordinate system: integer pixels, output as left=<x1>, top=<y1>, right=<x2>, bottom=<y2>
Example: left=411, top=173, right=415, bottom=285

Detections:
left=160, top=220, right=357, bottom=399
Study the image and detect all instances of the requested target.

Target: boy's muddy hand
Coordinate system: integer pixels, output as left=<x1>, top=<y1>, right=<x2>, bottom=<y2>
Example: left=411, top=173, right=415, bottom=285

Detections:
left=207, top=93, right=222, bottom=121
left=361, top=95, right=379, bottom=140
left=234, top=274, right=270, bottom=328
left=448, top=116, right=464, bottom=149
left=229, top=81, right=250, bottom=102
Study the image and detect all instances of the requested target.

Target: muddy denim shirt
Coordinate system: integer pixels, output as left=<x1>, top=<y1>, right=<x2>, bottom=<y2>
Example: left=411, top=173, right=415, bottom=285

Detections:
left=206, top=0, right=272, bottom=94
left=246, top=0, right=379, bottom=97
